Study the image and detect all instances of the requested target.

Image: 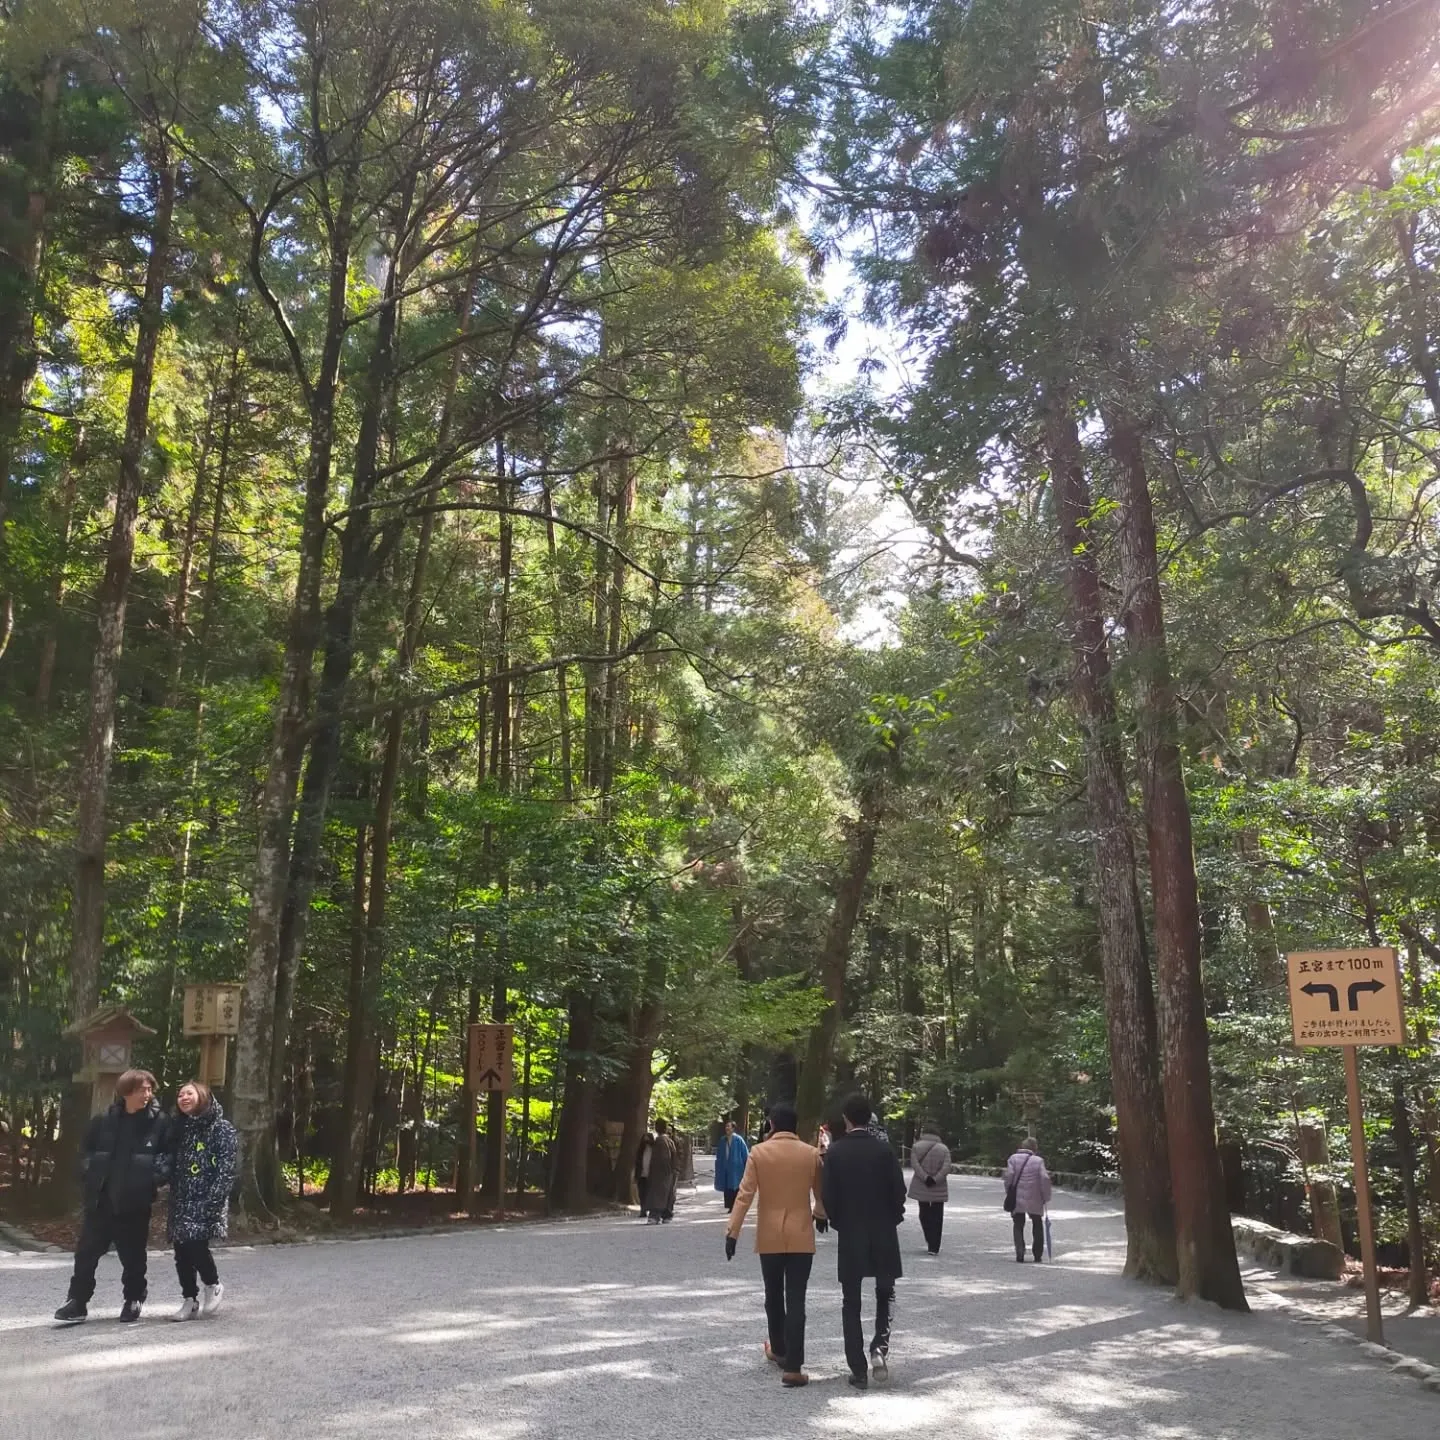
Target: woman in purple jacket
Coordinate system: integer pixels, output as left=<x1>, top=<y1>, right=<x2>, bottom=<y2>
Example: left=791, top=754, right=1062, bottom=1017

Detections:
left=1003, top=1138, right=1052, bottom=1262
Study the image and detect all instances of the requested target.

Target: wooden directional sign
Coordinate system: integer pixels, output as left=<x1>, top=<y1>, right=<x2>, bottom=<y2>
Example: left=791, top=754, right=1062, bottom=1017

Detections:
left=183, top=982, right=242, bottom=1037
left=467, top=1022, right=514, bottom=1093
left=1285, top=948, right=1405, bottom=1047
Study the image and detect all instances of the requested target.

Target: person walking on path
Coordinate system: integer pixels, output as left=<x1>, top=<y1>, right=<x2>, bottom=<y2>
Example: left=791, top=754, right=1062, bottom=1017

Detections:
left=53, top=1069, right=169, bottom=1325
left=714, top=1118, right=750, bottom=1212
left=635, top=1131, right=654, bottom=1218
left=822, top=1094, right=906, bottom=1390
left=723, top=1101, right=827, bottom=1389
left=1003, top=1136, right=1053, bottom=1262
left=647, top=1119, right=678, bottom=1224
left=165, top=1080, right=239, bottom=1321
left=908, top=1125, right=951, bottom=1255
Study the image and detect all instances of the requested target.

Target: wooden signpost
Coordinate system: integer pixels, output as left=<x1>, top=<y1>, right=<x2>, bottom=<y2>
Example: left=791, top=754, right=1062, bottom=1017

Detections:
left=182, top=982, right=243, bottom=1087
left=467, top=1023, right=514, bottom=1094
left=1285, top=947, right=1406, bottom=1345
left=465, top=1023, right=514, bottom=1216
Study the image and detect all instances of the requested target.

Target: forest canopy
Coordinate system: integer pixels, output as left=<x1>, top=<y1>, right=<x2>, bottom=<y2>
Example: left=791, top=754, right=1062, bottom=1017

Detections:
left=1, top=0, right=1438, bottom=1307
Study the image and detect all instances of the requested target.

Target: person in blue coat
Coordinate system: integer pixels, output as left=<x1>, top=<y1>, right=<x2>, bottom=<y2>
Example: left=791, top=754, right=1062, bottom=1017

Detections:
left=714, top=1117, right=750, bottom=1211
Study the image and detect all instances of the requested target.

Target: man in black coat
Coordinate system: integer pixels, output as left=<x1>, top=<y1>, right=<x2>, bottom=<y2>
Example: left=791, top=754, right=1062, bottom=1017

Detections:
left=820, top=1093, right=906, bottom=1390
left=54, top=1069, right=169, bottom=1325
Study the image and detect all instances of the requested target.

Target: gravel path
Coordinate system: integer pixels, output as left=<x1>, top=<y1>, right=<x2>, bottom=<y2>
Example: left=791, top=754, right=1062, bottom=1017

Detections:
left=2, top=1174, right=1434, bottom=1439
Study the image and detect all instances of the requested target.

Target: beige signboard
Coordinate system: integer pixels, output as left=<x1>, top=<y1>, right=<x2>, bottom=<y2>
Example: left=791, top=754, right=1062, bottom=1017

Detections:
left=467, top=1022, right=514, bottom=1093
left=1286, top=948, right=1405, bottom=1047
left=182, top=982, right=242, bottom=1037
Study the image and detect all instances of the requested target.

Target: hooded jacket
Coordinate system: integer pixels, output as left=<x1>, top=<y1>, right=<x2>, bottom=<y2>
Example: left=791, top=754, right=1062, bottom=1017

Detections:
left=166, top=1099, right=239, bottom=1244
left=79, top=1099, right=168, bottom=1215
left=1003, top=1148, right=1053, bottom=1215
left=907, top=1132, right=952, bottom=1202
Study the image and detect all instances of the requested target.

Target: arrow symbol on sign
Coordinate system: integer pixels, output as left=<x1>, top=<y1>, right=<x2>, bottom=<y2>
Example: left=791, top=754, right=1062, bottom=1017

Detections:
left=1347, top=979, right=1384, bottom=1011
left=1301, top=982, right=1340, bottom=1011
left=478, top=1067, right=503, bottom=1089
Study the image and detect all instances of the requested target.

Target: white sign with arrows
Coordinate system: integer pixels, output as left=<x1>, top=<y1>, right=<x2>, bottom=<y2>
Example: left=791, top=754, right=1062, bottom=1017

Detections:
left=1285, top=948, right=1406, bottom=1047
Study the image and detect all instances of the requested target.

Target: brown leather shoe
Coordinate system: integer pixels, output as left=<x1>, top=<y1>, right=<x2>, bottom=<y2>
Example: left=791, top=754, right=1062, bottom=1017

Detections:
left=764, top=1342, right=786, bottom=1367
left=781, top=1371, right=809, bottom=1388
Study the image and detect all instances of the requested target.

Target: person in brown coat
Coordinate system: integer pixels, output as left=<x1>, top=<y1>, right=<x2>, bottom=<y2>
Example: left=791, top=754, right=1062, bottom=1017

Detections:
left=723, top=1101, right=827, bottom=1388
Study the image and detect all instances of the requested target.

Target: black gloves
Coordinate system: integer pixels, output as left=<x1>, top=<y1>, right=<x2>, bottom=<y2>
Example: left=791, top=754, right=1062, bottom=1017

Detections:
left=924, top=1174, right=936, bottom=1187
left=814, top=1217, right=829, bottom=1234
left=725, top=1235, right=737, bottom=1261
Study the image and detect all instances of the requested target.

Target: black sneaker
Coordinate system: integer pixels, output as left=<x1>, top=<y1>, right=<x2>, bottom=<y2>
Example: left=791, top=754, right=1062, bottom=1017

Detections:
left=53, top=1299, right=87, bottom=1325
left=848, top=1373, right=869, bottom=1390
left=119, top=1300, right=143, bottom=1323
left=869, top=1342, right=889, bottom=1380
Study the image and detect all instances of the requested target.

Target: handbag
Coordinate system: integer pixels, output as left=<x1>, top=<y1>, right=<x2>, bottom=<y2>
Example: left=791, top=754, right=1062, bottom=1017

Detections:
left=1003, top=1153, right=1033, bottom=1213
left=917, top=1138, right=944, bottom=1188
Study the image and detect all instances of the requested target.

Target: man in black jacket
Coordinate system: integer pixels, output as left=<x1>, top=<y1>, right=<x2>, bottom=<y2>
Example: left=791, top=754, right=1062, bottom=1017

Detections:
left=54, top=1069, right=168, bottom=1325
left=820, top=1094, right=906, bottom=1390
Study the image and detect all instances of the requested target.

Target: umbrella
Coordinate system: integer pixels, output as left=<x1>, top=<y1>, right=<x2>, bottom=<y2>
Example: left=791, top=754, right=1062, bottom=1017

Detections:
left=1045, top=1210, right=1053, bottom=1259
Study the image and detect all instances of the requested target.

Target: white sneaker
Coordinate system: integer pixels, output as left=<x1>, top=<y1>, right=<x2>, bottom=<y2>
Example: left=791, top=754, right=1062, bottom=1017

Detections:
left=200, top=1282, right=224, bottom=1316
left=172, top=1298, right=200, bottom=1322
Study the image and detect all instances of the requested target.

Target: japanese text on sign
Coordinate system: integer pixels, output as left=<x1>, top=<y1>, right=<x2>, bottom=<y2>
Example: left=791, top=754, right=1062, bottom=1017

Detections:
left=467, top=1023, right=514, bottom=1092
left=1285, top=948, right=1406, bottom=1048
left=182, top=983, right=242, bottom=1037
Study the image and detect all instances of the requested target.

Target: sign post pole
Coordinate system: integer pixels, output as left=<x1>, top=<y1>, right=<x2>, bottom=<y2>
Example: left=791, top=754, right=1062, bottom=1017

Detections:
left=1341, top=1044, right=1384, bottom=1345
left=466, top=1023, right=514, bottom=1216
left=1285, top=948, right=1403, bottom=1350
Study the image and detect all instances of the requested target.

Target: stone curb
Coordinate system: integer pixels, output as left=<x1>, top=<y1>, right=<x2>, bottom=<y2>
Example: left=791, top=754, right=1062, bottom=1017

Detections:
left=1253, top=1282, right=1440, bottom=1398
left=0, top=1219, right=63, bottom=1254
left=946, top=1162, right=1125, bottom=1197
left=2, top=1202, right=631, bottom=1258
left=223, top=1201, right=637, bottom=1249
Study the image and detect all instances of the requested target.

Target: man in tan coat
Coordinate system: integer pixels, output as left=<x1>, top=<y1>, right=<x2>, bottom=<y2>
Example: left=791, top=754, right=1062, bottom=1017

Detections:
left=724, top=1102, right=826, bottom=1388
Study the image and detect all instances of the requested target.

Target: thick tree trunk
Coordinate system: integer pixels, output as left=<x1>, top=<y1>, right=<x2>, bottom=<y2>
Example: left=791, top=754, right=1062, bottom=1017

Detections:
left=584, top=473, right=612, bottom=789
left=34, top=434, right=82, bottom=713
left=455, top=981, right=482, bottom=1212
left=549, top=990, right=597, bottom=1211
left=483, top=439, right=514, bottom=1206
left=1047, top=397, right=1178, bottom=1285
left=268, top=275, right=401, bottom=1125
left=0, top=56, right=61, bottom=661
left=58, top=155, right=177, bottom=1189
left=329, top=809, right=372, bottom=1220
left=232, top=171, right=358, bottom=1215
left=542, top=484, right=575, bottom=801
left=614, top=944, right=666, bottom=1204
left=1296, top=1120, right=1344, bottom=1250
left=514, top=1023, right=533, bottom=1205
left=1107, top=411, right=1246, bottom=1309
left=158, top=383, right=235, bottom=1084
left=167, top=398, right=215, bottom=701
left=1391, top=1078, right=1430, bottom=1307
left=68, top=152, right=177, bottom=1022
left=796, top=783, right=882, bottom=1136
left=600, top=461, right=633, bottom=795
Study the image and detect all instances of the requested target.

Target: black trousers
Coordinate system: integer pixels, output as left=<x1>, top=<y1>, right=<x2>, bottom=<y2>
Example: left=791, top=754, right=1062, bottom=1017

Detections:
left=68, top=1206, right=150, bottom=1304
left=1014, top=1211, right=1043, bottom=1259
left=841, top=1276, right=894, bottom=1378
left=759, top=1251, right=812, bottom=1370
left=174, top=1238, right=220, bottom=1298
left=918, top=1200, right=944, bottom=1253
left=723, top=1188, right=738, bottom=1211
left=636, top=1177, right=649, bottom=1213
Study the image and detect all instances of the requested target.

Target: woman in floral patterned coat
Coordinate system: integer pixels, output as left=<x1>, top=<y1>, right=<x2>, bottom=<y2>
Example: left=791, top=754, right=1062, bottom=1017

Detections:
left=165, top=1080, right=239, bottom=1320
